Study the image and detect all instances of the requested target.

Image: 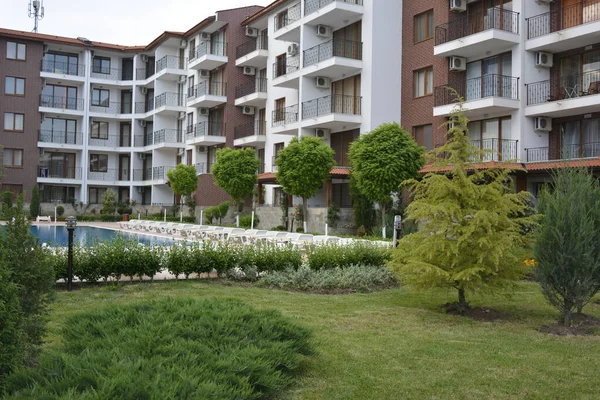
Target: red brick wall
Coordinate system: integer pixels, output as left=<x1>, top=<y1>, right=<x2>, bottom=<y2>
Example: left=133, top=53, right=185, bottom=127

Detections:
left=401, top=1, right=449, bottom=147
left=0, top=36, right=43, bottom=201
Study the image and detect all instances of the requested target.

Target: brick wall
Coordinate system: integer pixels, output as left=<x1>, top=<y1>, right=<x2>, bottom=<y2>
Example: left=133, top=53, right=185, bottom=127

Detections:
left=0, top=36, right=43, bottom=201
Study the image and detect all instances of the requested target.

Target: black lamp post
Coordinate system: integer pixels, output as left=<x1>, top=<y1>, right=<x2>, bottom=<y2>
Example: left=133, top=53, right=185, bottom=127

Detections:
left=66, top=216, right=77, bottom=291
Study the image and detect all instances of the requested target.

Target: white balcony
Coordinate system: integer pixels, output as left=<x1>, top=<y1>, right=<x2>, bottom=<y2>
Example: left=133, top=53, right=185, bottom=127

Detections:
left=187, top=82, right=227, bottom=108
left=185, top=122, right=227, bottom=146
left=38, top=166, right=83, bottom=185
left=272, top=56, right=301, bottom=89
left=37, top=130, right=84, bottom=151
left=153, top=93, right=186, bottom=116
left=188, top=42, right=228, bottom=71
left=234, top=79, right=268, bottom=107
left=271, top=105, right=301, bottom=135
left=303, top=0, right=364, bottom=31
left=154, top=55, right=187, bottom=82
left=235, top=39, right=269, bottom=68
left=273, top=3, right=301, bottom=42
left=302, top=39, right=362, bottom=79
left=234, top=121, right=267, bottom=147
left=40, top=60, right=86, bottom=83
left=39, top=95, right=85, bottom=117
left=301, top=94, right=362, bottom=131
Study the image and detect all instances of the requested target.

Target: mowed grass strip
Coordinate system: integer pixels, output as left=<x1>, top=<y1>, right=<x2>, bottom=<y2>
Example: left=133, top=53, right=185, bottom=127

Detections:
left=46, top=281, right=600, bottom=400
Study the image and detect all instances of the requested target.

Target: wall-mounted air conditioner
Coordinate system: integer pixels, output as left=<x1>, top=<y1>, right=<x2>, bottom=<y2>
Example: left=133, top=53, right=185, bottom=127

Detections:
left=535, top=52, right=553, bottom=68
left=287, top=43, right=299, bottom=56
left=177, top=148, right=185, bottom=156
left=178, top=112, right=186, bottom=120
left=245, top=27, right=258, bottom=37
left=316, top=25, right=332, bottom=38
left=315, top=76, right=331, bottom=89
left=140, top=87, right=148, bottom=95
left=534, top=117, right=552, bottom=132
left=179, top=75, right=187, bottom=84
left=242, top=106, right=255, bottom=115
left=243, top=66, right=256, bottom=76
left=450, top=0, right=466, bottom=12
left=137, top=187, right=145, bottom=193
left=200, top=32, right=210, bottom=41
left=138, top=153, right=146, bottom=160
left=199, top=108, right=209, bottom=116
left=180, top=39, right=187, bottom=48
left=449, top=56, right=467, bottom=71
left=199, top=70, right=210, bottom=79
left=197, top=146, right=206, bottom=152
left=315, top=128, right=330, bottom=138
left=139, top=120, right=147, bottom=127
left=140, top=54, right=148, bottom=63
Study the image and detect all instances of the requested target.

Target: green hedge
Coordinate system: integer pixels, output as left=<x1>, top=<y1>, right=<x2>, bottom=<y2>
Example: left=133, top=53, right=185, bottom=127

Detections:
left=306, top=243, right=392, bottom=270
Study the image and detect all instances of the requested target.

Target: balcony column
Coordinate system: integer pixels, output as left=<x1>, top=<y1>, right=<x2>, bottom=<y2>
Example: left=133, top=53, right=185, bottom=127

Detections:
left=257, top=182, right=263, bottom=205
left=325, top=179, right=332, bottom=207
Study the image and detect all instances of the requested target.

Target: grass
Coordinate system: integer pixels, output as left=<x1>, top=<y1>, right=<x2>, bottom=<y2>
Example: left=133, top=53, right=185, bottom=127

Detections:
left=44, top=280, right=600, bottom=400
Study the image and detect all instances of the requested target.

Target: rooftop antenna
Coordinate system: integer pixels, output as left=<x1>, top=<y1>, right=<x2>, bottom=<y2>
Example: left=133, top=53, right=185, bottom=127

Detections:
left=28, top=0, right=45, bottom=33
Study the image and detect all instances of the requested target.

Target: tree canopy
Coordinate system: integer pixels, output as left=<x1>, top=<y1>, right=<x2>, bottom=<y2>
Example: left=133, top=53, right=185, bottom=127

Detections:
left=167, top=164, right=198, bottom=199
left=211, top=148, right=260, bottom=213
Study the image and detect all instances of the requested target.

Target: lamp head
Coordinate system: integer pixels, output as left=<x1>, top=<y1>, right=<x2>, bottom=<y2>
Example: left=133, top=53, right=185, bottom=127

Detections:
left=66, top=216, right=77, bottom=229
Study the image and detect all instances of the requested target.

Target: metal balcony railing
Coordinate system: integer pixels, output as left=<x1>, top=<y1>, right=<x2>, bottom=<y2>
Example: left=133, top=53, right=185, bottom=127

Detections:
left=304, top=0, right=363, bottom=15
left=90, top=101, right=133, bottom=114
left=135, top=98, right=155, bottom=113
left=88, top=168, right=131, bottom=182
left=527, top=0, right=600, bottom=39
left=526, top=142, right=600, bottom=162
left=302, top=94, right=361, bottom=119
left=41, top=60, right=85, bottom=76
left=272, top=104, right=299, bottom=126
left=153, top=129, right=183, bottom=144
left=274, top=2, right=301, bottom=31
left=90, top=65, right=133, bottom=81
left=88, top=135, right=132, bottom=147
left=38, top=165, right=82, bottom=179
left=189, top=41, right=227, bottom=61
left=195, top=162, right=206, bottom=175
left=236, top=36, right=269, bottom=59
left=187, top=81, right=227, bottom=99
left=235, top=78, right=267, bottom=98
left=186, top=121, right=225, bottom=139
left=155, top=92, right=185, bottom=108
left=525, top=69, right=600, bottom=105
left=152, top=166, right=176, bottom=181
left=273, top=55, right=300, bottom=78
left=133, top=135, right=150, bottom=147
left=234, top=120, right=267, bottom=139
left=434, top=75, right=519, bottom=107
left=133, top=168, right=154, bottom=181
left=155, top=55, right=186, bottom=72
left=303, top=39, right=362, bottom=67
left=136, top=68, right=154, bottom=80
left=471, top=138, right=518, bottom=162
left=38, top=130, right=82, bottom=145
left=435, top=7, right=519, bottom=45
left=40, top=95, right=84, bottom=111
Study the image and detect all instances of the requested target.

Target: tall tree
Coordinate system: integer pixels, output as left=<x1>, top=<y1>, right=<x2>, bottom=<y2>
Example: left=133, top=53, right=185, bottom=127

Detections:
left=211, top=148, right=260, bottom=214
left=534, top=168, right=600, bottom=326
left=349, top=122, right=424, bottom=238
left=167, top=164, right=199, bottom=214
left=276, top=137, right=335, bottom=232
left=29, top=185, right=41, bottom=219
left=391, top=105, right=536, bottom=312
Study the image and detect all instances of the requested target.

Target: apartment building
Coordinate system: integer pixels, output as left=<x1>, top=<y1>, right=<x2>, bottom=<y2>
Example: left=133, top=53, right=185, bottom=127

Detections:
left=241, top=0, right=402, bottom=209
left=403, top=0, right=600, bottom=196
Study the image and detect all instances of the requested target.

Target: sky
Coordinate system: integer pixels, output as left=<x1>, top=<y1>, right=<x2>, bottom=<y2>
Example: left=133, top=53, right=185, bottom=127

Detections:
left=0, top=0, right=273, bottom=45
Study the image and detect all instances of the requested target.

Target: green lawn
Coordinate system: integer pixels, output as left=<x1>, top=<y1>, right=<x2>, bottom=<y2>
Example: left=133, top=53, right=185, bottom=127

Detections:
left=47, top=281, right=600, bottom=400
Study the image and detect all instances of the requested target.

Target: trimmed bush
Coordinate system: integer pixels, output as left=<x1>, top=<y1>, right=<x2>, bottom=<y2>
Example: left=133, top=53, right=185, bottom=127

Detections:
left=55, top=205, right=65, bottom=217
left=307, top=243, right=392, bottom=270
left=239, top=214, right=259, bottom=229
left=3, top=298, right=313, bottom=399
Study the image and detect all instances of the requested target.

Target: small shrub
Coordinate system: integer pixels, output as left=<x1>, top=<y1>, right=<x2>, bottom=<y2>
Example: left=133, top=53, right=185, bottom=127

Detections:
left=239, top=214, right=259, bottom=229
left=272, top=225, right=287, bottom=231
left=55, top=205, right=65, bottom=217
left=99, top=214, right=122, bottom=222
left=356, top=225, right=366, bottom=237
left=296, top=227, right=304, bottom=233
left=327, top=202, right=340, bottom=228
left=307, top=243, right=392, bottom=270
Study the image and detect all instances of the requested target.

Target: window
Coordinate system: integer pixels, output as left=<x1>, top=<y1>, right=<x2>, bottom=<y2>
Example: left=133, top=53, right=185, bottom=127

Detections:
left=414, top=10, right=434, bottom=42
left=40, top=118, right=77, bottom=144
left=92, top=89, right=110, bottom=106
left=92, top=57, right=111, bottom=74
left=43, top=52, right=79, bottom=75
left=5, top=77, right=25, bottom=95
left=4, top=113, right=24, bottom=131
left=186, top=113, right=194, bottom=134
left=274, top=98, right=286, bottom=122
left=413, top=124, right=433, bottom=151
left=3, top=149, right=23, bottom=167
left=189, top=39, right=196, bottom=60
left=91, top=121, right=109, bottom=139
left=89, top=187, right=107, bottom=204
left=7, top=42, right=26, bottom=60
left=413, top=67, right=433, bottom=97
left=273, top=142, right=284, bottom=167
left=89, top=154, right=108, bottom=172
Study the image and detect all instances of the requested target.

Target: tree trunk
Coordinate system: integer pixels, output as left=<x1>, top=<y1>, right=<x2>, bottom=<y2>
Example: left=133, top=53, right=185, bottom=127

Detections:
left=381, top=203, right=386, bottom=238
left=303, top=197, right=308, bottom=233
left=458, top=287, right=467, bottom=310
left=564, top=309, right=572, bottom=327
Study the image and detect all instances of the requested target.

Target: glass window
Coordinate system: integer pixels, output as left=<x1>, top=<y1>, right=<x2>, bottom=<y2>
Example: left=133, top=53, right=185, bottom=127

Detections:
left=414, top=10, right=434, bottom=42
left=92, top=57, right=111, bottom=74
left=3, top=149, right=23, bottom=167
left=4, top=113, right=24, bottom=131
left=413, top=67, right=433, bottom=97
left=89, top=187, right=107, bottom=204
left=91, top=121, right=109, bottom=139
left=7, top=42, right=26, bottom=60
left=5, top=77, right=25, bottom=95
left=92, top=89, right=110, bottom=106
left=89, top=154, right=108, bottom=172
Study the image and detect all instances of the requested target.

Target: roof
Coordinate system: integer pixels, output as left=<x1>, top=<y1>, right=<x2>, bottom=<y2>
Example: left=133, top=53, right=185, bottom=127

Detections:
left=420, top=161, right=526, bottom=174
left=242, top=0, right=288, bottom=25
left=526, top=158, right=600, bottom=171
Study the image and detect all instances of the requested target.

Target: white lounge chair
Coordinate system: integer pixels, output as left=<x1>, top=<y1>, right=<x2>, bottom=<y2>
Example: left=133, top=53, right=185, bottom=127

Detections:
left=292, top=234, right=314, bottom=246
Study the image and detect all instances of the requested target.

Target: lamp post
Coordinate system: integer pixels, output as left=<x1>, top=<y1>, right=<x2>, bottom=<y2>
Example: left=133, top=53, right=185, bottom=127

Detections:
left=65, top=216, right=77, bottom=291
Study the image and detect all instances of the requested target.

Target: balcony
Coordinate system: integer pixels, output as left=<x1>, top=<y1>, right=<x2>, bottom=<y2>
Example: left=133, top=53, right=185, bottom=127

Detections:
left=303, top=0, right=364, bottom=30
left=301, top=94, right=362, bottom=130
left=154, top=92, right=186, bottom=115
left=88, top=168, right=131, bottom=184
left=38, top=130, right=83, bottom=148
left=526, top=142, right=600, bottom=163
left=88, top=135, right=133, bottom=150
left=39, top=95, right=85, bottom=115
left=151, top=166, right=176, bottom=182
left=525, top=70, right=600, bottom=117
left=272, top=104, right=300, bottom=135
left=236, top=37, right=269, bottom=68
left=235, top=78, right=267, bottom=107
left=90, top=66, right=134, bottom=83
left=302, top=39, right=362, bottom=78
left=526, top=1, right=600, bottom=52
left=135, top=99, right=155, bottom=115
left=272, top=55, right=301, bottom=89
left=152, top=129, right=184, bottom=147
left=188, top=41, right=228, bottom=70
left=136, top=67, right=155, bottom=81
left=154, top=55, right=187, bottom=81
left=133, top=168, right=153, bottom=181
left=89, top=101, right=133, bottom=116
left=38, top=166, right=82, bottom=182
left=187, top=81, right=227, bottom=108
left=40, top=60, right=85, bottom=81
left=434, top=8, right=520, bottom=58
left=273, top=2, right=301, bottom=42
left=434, top=75, right=520, bottom=119
left=234, top=120, right=267, bottom=147
left=185, top=121, right=227, bottom=146
left=471, top=138, right=519, bottom=162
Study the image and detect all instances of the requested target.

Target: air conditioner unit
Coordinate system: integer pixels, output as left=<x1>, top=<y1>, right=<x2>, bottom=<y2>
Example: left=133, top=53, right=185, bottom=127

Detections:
left=180, top=39, right=187, bottom=48
left=137, top=186, right=145, bottom=194
left=534, top=117, right=552, bottom=132
left=315, top=76, right=331, bottom=89
left=140, top=87, right=148, bottom=95
left=178, top=75, right=187, bottom=84
left=245, top=27, right=258, bottom=37
left=198, top=107, right=210, bottom=116
left=197, top=146, right=206, bottom=153
left=199, top=70, right=210, bottom=79
left=243, top=66, right=256, bottom=76
left=287, top=43, right=299, bottom=56
left=178, top=111, right=186, bottom=120
left=535, top=52, right=553, bottom=68
left=315, top=128, right=330, bottom=138
left=140, top=54, right=148, bottom=63
left=139, top=120, right=147, bottom=127
left=200, top=32, right=211, bottom=41
left=316, top=25, right=332, bottom=38
left=450, top=0, right=467, bottom=12
left=177, top=148, right=185, bottom=156
left=449, top=56, right=467, bottom=71
left=242, top=106, right=255, bottom=115
left=138, top=153, right=146, bottom=160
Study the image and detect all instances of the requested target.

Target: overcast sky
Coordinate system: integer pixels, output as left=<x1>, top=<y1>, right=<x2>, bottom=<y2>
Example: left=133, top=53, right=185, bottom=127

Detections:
left=1, top=0, right=272, bottom=45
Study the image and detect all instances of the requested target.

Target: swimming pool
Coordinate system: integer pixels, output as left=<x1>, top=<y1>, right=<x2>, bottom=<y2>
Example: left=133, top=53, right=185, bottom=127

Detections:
left=30, top=226, right=178, bottom=247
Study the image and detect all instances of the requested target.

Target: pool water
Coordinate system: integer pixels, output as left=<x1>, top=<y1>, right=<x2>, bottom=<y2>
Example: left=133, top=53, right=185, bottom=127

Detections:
left=30, top=226, right=178, bottom=247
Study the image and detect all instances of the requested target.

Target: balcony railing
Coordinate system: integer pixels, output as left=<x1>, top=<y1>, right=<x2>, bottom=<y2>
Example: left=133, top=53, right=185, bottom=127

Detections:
left=195, top=162, right=206, bottom=175
left=274, top=2, right=301, bottom=31
left=303, top=39, right=362, bottom=67
left=38, top=130, right=82, bottom=145
left=155, top=92, right=185, bottom=108
left=235, top=78, right=267, bottom=98
left=136, top=67, right=154, bottom=80
left=526, top=69, right=600, bottom=105
left=187, top=81, right=227, bottom=99
left=135, top=98, right=155, bottom=113
left=186, top=121, right=225, bottom=139
left=302, top=94, right=362, bottom=119
left=153, top=128, right=183, bottom=144
left=152, top=166, right=176, bottom=181
left=234, top=120, right=267, bottom=139
left=471, top=138, right=518, bottom=162
left=38, top=166, right=82, bottom=179
left=155, top=55, right=186, bottom=72
left=527, top=0, right=600, bottom=39
left=40, top=95, right=84, bottom=111
left=90, top=66, right=133, bottom=81
left=434, top=75, right=519, bottom=107
left=435, top=7, right=519, bottom=46
left=305, top=0, right=363, bottom=16
left=236, top=36, right=269, bottom=59
left=88, top=135, right=132, bottom=147
left=526, top=142, right=600, bottom=162
left=189, top=41, right=227, bottom=61
left=41, top=60, right=85, bottom=76
left=90, top=101, right=133, bottom=114
left=133, top=168, right=153, bottom=181
left=272, top=104, right=299, bottom=126
left=88, top=168, right=130, bottom=182
left=273, top=55, right=300, bottom=78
